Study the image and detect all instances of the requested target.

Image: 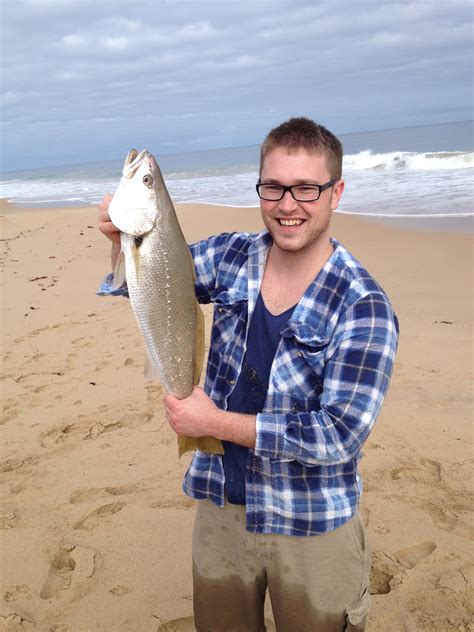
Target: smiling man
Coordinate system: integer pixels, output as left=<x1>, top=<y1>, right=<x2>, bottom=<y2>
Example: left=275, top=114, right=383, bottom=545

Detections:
left=99, top=117, right=399, bottom=632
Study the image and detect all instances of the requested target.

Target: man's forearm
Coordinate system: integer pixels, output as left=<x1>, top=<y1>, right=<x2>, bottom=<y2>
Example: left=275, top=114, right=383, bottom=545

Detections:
left=214, top=409, right=257, bottom=448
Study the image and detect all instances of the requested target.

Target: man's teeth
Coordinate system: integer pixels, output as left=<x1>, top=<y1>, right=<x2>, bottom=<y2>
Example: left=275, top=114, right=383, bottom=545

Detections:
left=279, top=219, right=303, bottom=226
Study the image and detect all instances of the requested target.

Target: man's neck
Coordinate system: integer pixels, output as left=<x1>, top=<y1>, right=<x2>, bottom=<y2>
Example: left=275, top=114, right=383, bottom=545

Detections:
left=261, top=237, right=334, bottom=315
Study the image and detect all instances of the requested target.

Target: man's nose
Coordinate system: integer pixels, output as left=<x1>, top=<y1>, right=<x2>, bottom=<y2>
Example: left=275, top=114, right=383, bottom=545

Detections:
left=279, top=189, right=298, bottom=211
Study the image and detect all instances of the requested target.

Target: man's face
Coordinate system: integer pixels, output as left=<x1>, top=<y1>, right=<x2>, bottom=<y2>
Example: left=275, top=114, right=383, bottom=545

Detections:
left=259, top=147, right=344, bottom=255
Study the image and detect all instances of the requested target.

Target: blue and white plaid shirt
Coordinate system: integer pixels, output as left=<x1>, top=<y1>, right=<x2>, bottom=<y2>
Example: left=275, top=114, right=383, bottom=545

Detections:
left=99, top=230, right=399, bottom=536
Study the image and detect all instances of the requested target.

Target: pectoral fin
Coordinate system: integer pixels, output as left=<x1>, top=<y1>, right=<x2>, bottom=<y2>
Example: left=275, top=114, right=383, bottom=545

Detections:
left=111, top=248, right=126, bottom=290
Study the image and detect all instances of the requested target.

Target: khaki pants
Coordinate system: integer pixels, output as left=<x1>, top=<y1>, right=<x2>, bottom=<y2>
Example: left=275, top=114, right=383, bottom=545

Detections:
left=192, top=500, right=370, bottom=632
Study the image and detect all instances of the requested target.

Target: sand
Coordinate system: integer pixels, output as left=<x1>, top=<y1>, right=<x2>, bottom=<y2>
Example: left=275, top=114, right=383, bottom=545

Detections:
left=1, top=199, right=473, bottom=632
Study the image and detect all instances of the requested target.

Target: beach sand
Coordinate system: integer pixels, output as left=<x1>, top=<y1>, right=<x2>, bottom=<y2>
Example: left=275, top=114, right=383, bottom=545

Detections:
left=1, top=200, right=473, bottom=631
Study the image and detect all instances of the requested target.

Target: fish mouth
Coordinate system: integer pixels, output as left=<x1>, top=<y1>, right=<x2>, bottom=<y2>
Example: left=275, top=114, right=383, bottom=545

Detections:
left=122, top=148, right=150, bottom=178
left=125, top=148, right=138, bottom=166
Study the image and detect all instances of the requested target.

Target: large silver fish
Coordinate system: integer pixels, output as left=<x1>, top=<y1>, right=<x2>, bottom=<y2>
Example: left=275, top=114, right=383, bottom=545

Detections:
left=108, top=149, right=223, bottom=457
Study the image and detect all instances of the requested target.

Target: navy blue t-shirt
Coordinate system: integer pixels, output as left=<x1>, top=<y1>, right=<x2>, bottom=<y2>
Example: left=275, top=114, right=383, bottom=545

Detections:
left=223, top=292, right=296, bottom=504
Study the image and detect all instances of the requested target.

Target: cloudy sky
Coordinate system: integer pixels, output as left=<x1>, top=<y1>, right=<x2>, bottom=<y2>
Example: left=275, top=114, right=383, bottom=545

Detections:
left=1, top=0, right=473, bottom=171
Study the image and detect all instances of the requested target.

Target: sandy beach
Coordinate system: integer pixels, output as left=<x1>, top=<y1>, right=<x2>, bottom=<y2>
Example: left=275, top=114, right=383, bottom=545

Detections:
left=1, top=200, right=473, bottom=632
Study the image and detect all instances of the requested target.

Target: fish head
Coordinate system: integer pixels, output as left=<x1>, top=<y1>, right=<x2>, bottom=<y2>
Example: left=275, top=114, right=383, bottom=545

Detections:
left=109, top=149, right=164, bottom=237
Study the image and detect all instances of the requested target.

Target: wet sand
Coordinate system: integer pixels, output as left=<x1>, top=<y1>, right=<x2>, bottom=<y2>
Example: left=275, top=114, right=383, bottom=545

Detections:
left=1, top=200, right=473, bottom=631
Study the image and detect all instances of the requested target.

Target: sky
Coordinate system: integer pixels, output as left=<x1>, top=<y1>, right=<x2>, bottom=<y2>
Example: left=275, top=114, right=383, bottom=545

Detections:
left=1, top=0, right=473, bottom=171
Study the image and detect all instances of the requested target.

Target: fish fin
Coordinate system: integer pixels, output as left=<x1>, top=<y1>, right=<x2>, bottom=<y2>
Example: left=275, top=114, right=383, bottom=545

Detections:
left=196, top=436, right=225, bottom=455
left=144, top=349, right=160, bottom=382
left=194, top=302, right=205, bottom=386
left=111, top=248, right=126, bottom=290
left=178, top=435, right=198, bottom=457
left=177, top=435, right=224, bottom=458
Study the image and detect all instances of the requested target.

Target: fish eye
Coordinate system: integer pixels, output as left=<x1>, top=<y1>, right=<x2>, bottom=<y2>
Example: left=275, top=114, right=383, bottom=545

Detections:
left=143, top=174, right=153, bottom=187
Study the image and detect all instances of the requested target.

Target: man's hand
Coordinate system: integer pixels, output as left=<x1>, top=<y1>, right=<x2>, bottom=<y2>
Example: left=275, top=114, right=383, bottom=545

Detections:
left=98, top=194, right=121, bottom=269
left=164, top=387, right=257, bottom=448
left=164, top=387, right=222, bottom=438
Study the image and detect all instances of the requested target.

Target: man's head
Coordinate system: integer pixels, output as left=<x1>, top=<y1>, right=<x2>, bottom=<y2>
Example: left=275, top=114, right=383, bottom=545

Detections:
left=260, top=117, right=343, bottom=181
left=258, top=117, right=345, bottom=257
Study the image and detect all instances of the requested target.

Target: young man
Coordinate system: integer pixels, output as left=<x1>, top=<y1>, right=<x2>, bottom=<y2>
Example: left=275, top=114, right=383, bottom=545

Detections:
left=98, top=117, right=398, bottom=631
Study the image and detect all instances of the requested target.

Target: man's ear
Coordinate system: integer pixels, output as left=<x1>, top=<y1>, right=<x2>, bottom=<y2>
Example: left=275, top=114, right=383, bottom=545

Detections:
left=331, top=179, right=345, bottom=210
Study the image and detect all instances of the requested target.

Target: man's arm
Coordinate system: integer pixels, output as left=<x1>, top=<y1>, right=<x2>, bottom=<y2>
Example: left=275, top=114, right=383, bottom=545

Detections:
left=255, top=293, right=399, bottom=465
left=165, top=293, right=398, bottom=465
left=164, top=386, right=257, bottom=447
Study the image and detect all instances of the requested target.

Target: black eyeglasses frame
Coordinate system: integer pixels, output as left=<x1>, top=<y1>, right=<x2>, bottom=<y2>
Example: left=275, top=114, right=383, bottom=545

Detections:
left=256, top=179, right=339, bottom=202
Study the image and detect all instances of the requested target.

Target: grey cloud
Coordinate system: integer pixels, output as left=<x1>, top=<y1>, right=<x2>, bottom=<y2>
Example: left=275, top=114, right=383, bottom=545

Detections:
left=1, top=0, right=473, bottom=170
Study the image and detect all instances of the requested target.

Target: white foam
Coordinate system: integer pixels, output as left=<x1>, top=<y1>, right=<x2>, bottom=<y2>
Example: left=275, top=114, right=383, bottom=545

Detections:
left=1, top=147, right=473, bottom=218
left=344, top=150, right=473, bottom=171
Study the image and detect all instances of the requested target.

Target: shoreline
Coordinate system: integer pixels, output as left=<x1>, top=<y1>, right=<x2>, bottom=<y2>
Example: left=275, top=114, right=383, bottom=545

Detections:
left=1, top=198, right=472, bottom=234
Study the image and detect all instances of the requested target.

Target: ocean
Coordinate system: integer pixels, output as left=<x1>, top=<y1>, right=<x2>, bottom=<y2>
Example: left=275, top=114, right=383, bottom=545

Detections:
left=1, top=121, right=473, bottom=220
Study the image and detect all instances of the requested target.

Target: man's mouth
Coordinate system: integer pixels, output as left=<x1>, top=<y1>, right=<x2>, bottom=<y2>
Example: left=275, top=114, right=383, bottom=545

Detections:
left=278, top=219, right=304, bottom=227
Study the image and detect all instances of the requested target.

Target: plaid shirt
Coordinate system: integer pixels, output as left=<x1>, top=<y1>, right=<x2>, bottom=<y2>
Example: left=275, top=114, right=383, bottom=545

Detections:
left=99, top=230, right=399, bottom=536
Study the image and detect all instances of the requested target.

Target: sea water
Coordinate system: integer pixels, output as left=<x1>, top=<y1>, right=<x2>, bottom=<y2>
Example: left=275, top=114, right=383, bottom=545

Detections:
left=1, top=121, right=472, bottom=219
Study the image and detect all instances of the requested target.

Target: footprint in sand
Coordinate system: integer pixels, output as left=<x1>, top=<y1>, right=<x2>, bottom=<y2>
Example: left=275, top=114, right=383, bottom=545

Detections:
left=156, top=617, right=276, bottom=631
left=0, top=509, right=17, bottom=529
left=371, top=542, right=436, bottom=595
left=394, top=541, right=437, bottom=569
left=150, top=497, right=195, bottom=510
left=438, top=565, right=474, bottom=593
left=73, top=502, right=125, bottom=530
left=370, top=551, right=404, bottom=595
left=70, top=484, right=139, bottom=504
left=0, top=606, right=35, bottom=630
left=40, top=544, right=97, bottom=599
left=39, top=420, right=123, bottom=448
left=0, top=455, right=38, bottom=474
left=1, top=400, right=20, bottom=424
left=390, top=457, right=441, bottom=483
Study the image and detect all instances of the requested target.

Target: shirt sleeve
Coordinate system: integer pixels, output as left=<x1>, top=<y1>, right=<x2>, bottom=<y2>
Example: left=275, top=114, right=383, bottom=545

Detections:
left=189, top=232, right=246, bottom=304
left=254, top=293, right=399, bottom=466
left=96, top=272, right=129, bottom=297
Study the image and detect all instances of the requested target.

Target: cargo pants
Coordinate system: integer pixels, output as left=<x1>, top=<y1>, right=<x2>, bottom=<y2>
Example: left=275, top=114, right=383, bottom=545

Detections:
left=192, top=499, right=370, bottom=632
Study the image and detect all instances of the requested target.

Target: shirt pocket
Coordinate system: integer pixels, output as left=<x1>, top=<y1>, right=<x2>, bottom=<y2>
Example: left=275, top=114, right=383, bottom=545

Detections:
left=210, top=290, right=248, bottom=355
left=270, top=328, right=330, bottom=403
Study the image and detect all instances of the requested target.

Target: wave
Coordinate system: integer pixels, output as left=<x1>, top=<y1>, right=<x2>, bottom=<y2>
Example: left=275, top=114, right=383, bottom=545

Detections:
left=344, top=150, right=473, bottom=171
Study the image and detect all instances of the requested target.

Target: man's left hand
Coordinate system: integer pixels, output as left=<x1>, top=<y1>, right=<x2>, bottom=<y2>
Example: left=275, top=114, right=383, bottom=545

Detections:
left=164, top=386, right=222, bottom=438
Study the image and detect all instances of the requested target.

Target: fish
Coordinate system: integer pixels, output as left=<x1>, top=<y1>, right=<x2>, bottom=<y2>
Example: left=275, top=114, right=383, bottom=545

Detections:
left=108, top=148, right=224, bottom=457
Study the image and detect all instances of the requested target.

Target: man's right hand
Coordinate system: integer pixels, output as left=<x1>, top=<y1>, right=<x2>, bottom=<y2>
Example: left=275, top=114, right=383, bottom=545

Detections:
left=98, top=194, right=121, bottom=244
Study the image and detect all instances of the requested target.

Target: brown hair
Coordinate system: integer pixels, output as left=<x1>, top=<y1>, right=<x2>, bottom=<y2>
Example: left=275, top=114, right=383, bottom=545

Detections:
left=260, top=117, right=343, bottom=180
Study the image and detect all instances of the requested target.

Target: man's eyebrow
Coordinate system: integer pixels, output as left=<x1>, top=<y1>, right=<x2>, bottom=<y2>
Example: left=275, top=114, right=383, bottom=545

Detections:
left=260, top=178, right=322, bottom=185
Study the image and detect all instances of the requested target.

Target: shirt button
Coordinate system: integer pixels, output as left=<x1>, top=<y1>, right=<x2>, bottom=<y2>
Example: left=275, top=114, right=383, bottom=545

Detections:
left=227, top=379, right=236, bottom=385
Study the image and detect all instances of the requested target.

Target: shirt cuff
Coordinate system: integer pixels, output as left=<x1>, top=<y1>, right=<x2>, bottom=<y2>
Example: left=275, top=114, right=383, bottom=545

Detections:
left=96, top=272, right=129, bottom=297
left=254, top=412, right=287, bottom=459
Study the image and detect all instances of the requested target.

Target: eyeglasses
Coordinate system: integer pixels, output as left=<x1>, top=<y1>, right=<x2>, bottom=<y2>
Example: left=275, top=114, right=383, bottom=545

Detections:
left=256, top=179, right=338, bottom=202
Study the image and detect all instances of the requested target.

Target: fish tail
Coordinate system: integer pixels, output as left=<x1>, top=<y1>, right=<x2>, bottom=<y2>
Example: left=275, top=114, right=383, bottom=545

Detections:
left=196, top=436, right=225, bottom=455
left=178, top=435, right=198, bottom=457
left=178, top=435, right=224, bottom=457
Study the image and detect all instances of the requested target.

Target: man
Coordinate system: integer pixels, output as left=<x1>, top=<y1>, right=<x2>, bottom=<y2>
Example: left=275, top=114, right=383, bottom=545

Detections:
left=98, top=117, right=399, bottom=631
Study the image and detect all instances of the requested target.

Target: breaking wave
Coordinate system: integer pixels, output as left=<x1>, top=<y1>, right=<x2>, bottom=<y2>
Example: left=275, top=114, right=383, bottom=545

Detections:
left=344, top=150, right=473, bottom=172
